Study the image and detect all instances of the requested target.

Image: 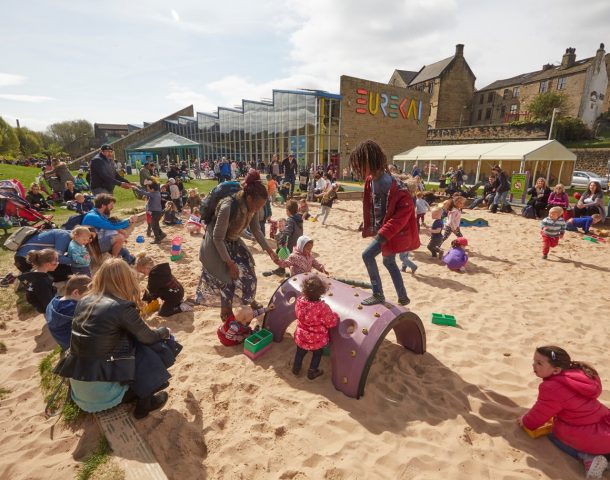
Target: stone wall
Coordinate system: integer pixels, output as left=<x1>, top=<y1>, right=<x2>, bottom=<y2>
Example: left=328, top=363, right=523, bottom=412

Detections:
left=571, top=148, right=610, bottom=175
left=340, top=75, right=429, bottom=170
left=427, top=123, right=547, bottom=144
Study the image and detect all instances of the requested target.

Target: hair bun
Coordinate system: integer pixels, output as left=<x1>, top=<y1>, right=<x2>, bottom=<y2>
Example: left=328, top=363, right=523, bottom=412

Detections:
left=244, top=169, right=261, bottom=185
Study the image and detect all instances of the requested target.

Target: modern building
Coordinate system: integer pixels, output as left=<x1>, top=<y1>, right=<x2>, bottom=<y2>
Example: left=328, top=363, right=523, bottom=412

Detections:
left=112, top=76, right=430, bottom=174
left=389, top=44, right=476, bottom=129
left=470, top=44, right=608, bottom=128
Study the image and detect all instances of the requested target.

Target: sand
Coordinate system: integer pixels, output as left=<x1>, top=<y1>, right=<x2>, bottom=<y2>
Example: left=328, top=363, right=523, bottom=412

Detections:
left=1, top=200, right=609, bottom=480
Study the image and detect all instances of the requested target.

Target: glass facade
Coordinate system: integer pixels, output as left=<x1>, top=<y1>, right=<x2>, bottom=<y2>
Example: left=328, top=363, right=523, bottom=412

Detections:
left=166, top=90, right=342, bottom=168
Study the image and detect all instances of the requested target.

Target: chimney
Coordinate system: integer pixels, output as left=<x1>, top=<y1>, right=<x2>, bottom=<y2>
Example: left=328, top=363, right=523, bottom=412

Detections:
left=542, top=63, right=554, bottom=71
left=560, top=47, right=576, bottom=69
left=455, top=44, right=464, bottom=57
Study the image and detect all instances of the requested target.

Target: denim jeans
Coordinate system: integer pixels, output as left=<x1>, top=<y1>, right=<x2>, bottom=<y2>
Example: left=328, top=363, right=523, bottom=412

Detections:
left=399, top=252, right=417, bottom=271
left=362, top=239, right=407, bottom=300
left=548, top=433, right=581, bottom=460
left=493, top=190, right=509, bottom=207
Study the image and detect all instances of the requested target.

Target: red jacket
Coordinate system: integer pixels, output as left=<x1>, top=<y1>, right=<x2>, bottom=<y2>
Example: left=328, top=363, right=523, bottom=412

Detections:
left=294, top=297, right=339, bottom=351
left=362, top=176, right=420, bottom=255
left=523, top=369, right=610, bottom=454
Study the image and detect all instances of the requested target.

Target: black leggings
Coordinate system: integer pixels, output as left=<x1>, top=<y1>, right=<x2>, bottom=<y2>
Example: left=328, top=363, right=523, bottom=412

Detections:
left=573, top=205, right=601, bottom=218
left=293, top=346, right=323, bottom=372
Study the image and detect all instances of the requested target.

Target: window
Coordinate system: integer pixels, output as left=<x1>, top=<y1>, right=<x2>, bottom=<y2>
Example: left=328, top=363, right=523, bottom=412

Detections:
left=510, top=104, right=518, bottom=114
left=485, top=108, right=492, bottom=120
left=477, top=110, right=482, bottom=121
left=487, top=92, right=494, bottom=103
left=479, top=95, right=484, bottom=105
left=557, top=77, right=566, bottom=90
left=500, top=106, right=506, bottom=118
left=513, top=86, right=520, bottom=98
left=539, top=80, right=548, bottom=93
left=503, top=89, right=510, bottom=99
left=427, top=82, right=434, bottom=94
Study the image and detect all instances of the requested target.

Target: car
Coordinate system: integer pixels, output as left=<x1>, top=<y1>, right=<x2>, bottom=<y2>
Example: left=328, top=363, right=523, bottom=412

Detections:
left=570, top=170, right=608, bottom=190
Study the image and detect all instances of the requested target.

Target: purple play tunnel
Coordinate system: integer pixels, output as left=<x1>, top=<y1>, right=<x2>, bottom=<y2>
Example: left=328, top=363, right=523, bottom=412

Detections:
left=263, top=273, right=426, bottom=399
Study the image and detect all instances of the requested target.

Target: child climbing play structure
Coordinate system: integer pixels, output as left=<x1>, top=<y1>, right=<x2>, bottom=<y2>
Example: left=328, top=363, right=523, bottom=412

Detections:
left=263, top=273, right=426, bottom=399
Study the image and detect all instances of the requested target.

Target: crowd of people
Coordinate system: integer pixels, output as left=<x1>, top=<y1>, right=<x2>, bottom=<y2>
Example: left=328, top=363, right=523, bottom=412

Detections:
left=5, top=140, right=610, bottom=478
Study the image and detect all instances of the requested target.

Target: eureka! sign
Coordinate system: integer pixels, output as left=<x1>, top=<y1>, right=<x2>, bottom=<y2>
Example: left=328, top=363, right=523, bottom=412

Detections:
left=355, top=88, right=423, bottom=123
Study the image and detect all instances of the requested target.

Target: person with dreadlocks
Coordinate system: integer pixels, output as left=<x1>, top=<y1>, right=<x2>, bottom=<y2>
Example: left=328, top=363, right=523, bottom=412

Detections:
left=349, top=140, right=420, bottom=306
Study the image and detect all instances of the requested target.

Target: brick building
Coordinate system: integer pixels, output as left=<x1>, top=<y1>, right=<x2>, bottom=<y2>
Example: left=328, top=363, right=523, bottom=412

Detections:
left=470, top=43, right=608, bottom=128
left=93, top=123, right=130, bottom=147
left=389, top=44, right=476, bottom=129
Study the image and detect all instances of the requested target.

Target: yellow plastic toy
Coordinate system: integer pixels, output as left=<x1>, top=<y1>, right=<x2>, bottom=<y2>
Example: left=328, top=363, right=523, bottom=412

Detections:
left=523, top=419, right=553, bottom=438
left=141, top=299, right=160, bottom=316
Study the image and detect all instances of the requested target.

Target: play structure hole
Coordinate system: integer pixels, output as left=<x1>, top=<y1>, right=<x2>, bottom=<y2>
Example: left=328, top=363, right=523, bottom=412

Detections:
left=288, top=295, right=297, bottom=304
left=339, top=319, right=357, bottom=338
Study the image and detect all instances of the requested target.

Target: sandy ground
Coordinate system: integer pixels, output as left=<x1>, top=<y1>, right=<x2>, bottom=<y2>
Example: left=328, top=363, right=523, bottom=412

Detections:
left=0, top=199, right=609, bottom=480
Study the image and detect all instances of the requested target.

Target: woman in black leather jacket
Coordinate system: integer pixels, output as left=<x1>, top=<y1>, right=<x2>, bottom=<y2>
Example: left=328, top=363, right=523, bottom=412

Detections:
left=55, top=258, right=179, bottom=419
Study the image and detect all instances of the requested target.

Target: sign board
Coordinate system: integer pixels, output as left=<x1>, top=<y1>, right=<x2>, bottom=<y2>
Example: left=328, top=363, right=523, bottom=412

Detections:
left=510, top=172, right=529, bottom=204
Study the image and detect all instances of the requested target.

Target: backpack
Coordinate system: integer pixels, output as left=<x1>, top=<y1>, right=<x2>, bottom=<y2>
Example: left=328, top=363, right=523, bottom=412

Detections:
left=4, top=226, right=39, bottom=251
left=521, top=205, right=536, bottom=219
left=200, top=181, right=242, bottom=225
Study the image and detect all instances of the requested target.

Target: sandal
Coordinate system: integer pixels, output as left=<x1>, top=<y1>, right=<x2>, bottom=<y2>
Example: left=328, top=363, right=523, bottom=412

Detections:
left=360, top=294, right=385, bottom=306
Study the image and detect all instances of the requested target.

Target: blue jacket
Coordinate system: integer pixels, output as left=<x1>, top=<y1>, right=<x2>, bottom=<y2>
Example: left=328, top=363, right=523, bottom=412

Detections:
left=45, top=296, right=77, bottom=350
left=219, top=162, right=231, bottom=177
left=16, top=229, right=73, bottom=265
left=566, top=216, right=593, bottom=233
left=82, top=208, right=130, bottom=231
left=89, top=153, right=127, bottom=192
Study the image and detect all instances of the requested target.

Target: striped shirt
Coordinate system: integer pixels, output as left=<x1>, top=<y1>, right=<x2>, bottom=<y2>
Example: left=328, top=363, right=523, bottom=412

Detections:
left=540, top=217, right=566, bottom=237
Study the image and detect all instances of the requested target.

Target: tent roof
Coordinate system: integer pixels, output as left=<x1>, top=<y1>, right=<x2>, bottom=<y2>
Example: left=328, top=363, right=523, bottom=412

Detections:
left=130, top=132, right=200, bottom=150
left=394, top=140, right=576, bottom=162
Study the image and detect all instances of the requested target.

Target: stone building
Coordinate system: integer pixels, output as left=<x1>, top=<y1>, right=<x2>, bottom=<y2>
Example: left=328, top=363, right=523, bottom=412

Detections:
left=389, top=44, right=476, bottom=129
left=470, top=44, right=608, bottom=128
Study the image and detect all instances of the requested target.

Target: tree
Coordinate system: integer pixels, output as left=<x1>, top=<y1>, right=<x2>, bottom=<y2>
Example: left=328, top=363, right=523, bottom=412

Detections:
left=0, top=116, right=20, bottom=157
left=16, top=127, right=43, bottom=157
left=528, top=92, right=569, bottom=121
left=46, top=119, right=94, bottom=158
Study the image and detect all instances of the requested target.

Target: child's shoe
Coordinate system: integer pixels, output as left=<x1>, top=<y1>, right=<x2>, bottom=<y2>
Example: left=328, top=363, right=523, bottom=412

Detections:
left=542, top=254, right=548, bottom=260
left=307, top=369, right=323, bottom=380
left=179, top=302, right=194, bottom=312
left=292, top=364, right=301, bottom=376
left=397, top=296, right=411, bottom=306
left=361, top=294, right=385, bottom=306
left=583, top=455, right=608, bottom=478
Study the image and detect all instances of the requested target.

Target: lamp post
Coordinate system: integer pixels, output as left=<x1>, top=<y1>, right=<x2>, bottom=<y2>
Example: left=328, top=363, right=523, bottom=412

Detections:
left=548, top=108, right=560, bottom=140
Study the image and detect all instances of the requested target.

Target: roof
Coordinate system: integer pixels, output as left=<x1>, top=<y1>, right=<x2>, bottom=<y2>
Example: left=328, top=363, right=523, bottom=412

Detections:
left=94, top=123, right=129, bottom=130
left=409, top=56, right=454, bottom=85
left=129, top=132, right=200, bottom=150
left=479, top=57, right=594, bottom=92
left=392, top=69, right=418, bottom=85
left=394, top=140, right=576, bottom=162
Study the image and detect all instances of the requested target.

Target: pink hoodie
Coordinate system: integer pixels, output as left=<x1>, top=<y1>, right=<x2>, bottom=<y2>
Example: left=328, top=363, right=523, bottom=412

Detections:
left=523, top=369, right=610, bottom=454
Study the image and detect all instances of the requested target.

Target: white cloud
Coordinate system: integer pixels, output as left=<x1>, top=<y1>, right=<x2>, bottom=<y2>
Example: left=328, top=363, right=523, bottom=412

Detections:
left=0, top=94, right=55, bottom=102
left=171, top=9, right=180, bottom=22
left=0, top=73, right=25, bottom=88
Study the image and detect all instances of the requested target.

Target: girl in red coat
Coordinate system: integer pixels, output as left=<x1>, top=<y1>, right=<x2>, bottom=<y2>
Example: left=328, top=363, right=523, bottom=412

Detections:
left=518, top=346, right=610, bottom=478
left=349, top=140, right=420, bottom=306
left=292, top=275, right=339, bottom=380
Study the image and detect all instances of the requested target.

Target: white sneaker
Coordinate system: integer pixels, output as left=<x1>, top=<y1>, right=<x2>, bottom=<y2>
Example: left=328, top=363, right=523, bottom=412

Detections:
left=179, top=302, right=194, bottom=312
left=584, top=455, right=608, bottom=479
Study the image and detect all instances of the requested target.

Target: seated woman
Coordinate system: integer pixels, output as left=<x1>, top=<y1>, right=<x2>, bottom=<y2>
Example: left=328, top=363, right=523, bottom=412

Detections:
left=527, top=177, right=552, bottom=218
left=574, top=181, right=605, bottom=220
left=15, top=228, right=74, bottom=281
left=54, top=258, right=180, bottom=419
left=63, top=180, right=78, bottom=204
left=26, top=183, right=55, bottom=211
left=469, top=175, right=497, bottom=209
left=547, top=183, right=570, bottom=219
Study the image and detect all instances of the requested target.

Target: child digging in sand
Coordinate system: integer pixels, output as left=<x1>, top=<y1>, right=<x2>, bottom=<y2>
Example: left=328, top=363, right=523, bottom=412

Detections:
left=45, top=274, right=90, bottom=350
left=18, top=249, right=58, bottom=313
left=565, top=214, right=602, bottom=234
left=135, top=253, right=193, bottom=316
left=292, top=275, right=339, bottom=380
left=518, top=346, right=610, bottom=478
left=217, top=305, right=268, bottom=346
left=540, top=206, right=566, bottom=259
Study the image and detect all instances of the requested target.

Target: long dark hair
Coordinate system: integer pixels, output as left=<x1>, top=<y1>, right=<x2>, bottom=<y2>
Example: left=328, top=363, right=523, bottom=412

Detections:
left=536, top=345, right=599, bottom=379
left=349, top=140, right=387, bottom=179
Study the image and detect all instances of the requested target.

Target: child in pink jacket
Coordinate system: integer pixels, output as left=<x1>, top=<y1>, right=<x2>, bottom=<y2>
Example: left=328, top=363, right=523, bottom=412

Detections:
left=518, top=345, right=610, bottom=478
left=276, top=235, right=328, bottom=277
left=292, top=275, right=339, bottom=380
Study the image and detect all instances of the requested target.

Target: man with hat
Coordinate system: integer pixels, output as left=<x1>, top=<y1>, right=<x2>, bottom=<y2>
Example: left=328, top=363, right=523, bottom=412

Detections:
left=282, top=152, right=298, bottom=195
left=90, top=144, right=133, bottom=195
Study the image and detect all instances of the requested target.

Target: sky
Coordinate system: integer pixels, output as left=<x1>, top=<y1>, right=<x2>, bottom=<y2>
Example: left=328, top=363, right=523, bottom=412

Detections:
left=1, top=0, right=609, bottom=131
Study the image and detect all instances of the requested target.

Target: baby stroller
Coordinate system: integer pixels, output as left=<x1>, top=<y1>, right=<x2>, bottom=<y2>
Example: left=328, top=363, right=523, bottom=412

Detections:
left=0, top=179, right=55, bottom=233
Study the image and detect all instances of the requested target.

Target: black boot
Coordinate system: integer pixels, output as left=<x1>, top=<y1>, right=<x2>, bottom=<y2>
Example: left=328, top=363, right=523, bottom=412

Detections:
left=490, top=204, right=498, bottom=214
left=134, top=391, right=168, bottom=419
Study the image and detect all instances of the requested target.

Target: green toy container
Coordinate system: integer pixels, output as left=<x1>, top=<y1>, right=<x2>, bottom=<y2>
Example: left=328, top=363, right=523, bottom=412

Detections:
left=244, top=329, right=273, bottom=354
left=431, top=313, right=457, bottom=327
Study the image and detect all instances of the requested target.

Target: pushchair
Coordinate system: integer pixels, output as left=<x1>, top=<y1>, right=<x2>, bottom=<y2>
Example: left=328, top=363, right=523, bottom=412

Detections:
left=0, top=179, right=55, bottom=233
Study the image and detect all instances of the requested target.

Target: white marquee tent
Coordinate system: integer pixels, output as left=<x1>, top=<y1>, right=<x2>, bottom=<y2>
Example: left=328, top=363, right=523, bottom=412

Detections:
left=393, top=140, right=577, bottom=186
